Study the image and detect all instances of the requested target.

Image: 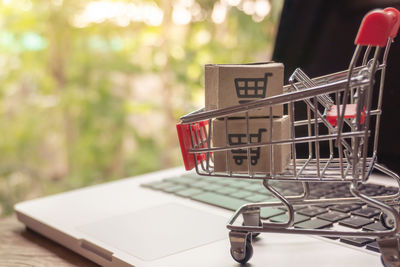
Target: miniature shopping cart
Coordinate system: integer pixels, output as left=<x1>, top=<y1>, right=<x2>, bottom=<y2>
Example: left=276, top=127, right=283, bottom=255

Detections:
left=235, top=73, right=272, bottom=103
left=177, top=8, right=400, bottom=266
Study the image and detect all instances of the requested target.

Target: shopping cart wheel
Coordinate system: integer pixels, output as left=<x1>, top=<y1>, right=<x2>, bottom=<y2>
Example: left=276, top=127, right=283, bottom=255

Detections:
left=380, top=212, right=395, bottom=229
left=229, top=232, right=253, bottom=264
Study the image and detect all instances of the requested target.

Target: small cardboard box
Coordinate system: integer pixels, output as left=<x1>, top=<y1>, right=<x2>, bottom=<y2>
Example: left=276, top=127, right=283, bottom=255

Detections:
left=205, top=62, right=284, bottom=117
left=212, top=116, right=290, bottom=173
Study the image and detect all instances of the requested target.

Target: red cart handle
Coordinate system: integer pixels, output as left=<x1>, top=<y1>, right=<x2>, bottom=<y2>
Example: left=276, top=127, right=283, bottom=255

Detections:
left=355, top=9, right=393, bottom=47
left=384, top=7, right=400, bottom=39
left=177, top=121, right=209, bottom=171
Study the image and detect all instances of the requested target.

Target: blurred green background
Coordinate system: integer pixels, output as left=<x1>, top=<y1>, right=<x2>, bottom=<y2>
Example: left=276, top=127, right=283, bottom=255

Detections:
left=0, top=0, right=283, bottom=216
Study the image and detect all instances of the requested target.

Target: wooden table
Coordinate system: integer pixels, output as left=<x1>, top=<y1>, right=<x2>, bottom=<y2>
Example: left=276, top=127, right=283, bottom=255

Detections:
left=0, top=215, right=98, bottom=267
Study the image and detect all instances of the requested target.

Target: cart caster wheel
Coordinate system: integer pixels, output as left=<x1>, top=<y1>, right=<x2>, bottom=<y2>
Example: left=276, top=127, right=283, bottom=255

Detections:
left=380, top=212, right=394, bottom=229
left=230, top=235, right=253, bottom=264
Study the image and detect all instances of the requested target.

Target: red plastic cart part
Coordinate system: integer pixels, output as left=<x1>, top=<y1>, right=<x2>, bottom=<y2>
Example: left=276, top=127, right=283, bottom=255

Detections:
left=384, top=7, right=400, bottom=39
left=326, top=104, right=365, bottom=127
left=176, top=121, right=209, bottom=171
left=355, top=9, right=393, bottom=47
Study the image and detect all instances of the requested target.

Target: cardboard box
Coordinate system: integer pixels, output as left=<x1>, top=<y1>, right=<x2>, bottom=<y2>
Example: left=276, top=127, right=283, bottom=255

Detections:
left=205, top=62, right=284, bottom=117
left=212, top=116, right=290, bottom=173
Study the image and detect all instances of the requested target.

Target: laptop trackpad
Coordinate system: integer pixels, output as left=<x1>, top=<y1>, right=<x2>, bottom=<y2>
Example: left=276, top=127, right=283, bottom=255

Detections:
left=77, top=203, right=228, bottom=261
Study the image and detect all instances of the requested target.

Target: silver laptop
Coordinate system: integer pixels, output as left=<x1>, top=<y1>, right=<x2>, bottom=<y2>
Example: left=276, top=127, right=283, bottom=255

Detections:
left=15, top=166, right=394, bottom=267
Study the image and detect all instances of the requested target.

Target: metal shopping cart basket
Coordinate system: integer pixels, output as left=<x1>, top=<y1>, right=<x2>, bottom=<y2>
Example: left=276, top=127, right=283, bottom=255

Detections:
left=176, top=8, right=400, bottom=266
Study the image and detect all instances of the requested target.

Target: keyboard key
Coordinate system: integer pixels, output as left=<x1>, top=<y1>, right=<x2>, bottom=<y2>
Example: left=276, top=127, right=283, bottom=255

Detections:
left=269, top=213, right=310, bottom=224
left=330, top=204, right=363, bottom=213
left=273, top=181, right=293, bottom=190
left=199, top=176, right=222, bottom=183
left=144, top=181, right=177, bottom=190
left=229, top=190, right=253, bottom=199
left=191, top=180, right=212, bottom=189
left=383, top=187, right=398, bottom=195
left=176, top=188, right=204, bottom=198
left=282, top=189, right=303, bottom=195
left=163, top=185, right=188, bottom=193
left=315, top=203, right=332, bottom=208
left=192, top=192, right=248, bottom=211
left=361, top=187, right=387, bottom=196
left=205, top=184, right=224, bottom=191
left=309, top=189, right=327, bottom=198
left=294, top=205, right=308, bottom=211
left=245, top=194, right=272, bottom=203
left=366, top=241, right=380, bottom=253
left=243, top=183, right=265, bottom=192
left=217, top=179, right=248, bottom=187
left=215, top=187, right=237, bottom=195
left=295, top=218, right=333, bottom=229
left=297, top=207, right=328, bottom=217
left=260, top=208, right=285, bottom=219
left=286, top=187, right=304, bottom=194
left=338, top=216, right=374, bottom=229
left=257, top=188, right=269, bottom=194
left=363, top=184, right=384, bottom=190
left=340, top=237, right=375, bottom=247
left=229, top=181, right=253, bottom=188
left=212, top=178, right=237, bottom=186
left=362, top=221, right=387, bottom=231
left=279, top=205, right=307, bottom=211
left=351, top=207, right=381, bottom=218
left=317, top=211, right=350, bottom=222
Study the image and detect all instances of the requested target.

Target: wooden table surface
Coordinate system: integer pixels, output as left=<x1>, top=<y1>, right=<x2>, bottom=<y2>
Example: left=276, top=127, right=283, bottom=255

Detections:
left=0, top=215, right=99, bottom=267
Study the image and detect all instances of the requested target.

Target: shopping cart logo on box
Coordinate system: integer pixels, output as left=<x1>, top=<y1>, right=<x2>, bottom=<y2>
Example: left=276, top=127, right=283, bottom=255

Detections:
left=234, top=73, right=272, bottom=104
left=228, top=128, right=266, bottom=166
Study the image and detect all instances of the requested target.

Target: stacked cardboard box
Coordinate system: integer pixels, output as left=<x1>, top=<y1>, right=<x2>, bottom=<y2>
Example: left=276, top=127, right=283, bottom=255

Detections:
left=205, top=62, right=290, bottom=173
left=205, top=62, right=284, bottom=117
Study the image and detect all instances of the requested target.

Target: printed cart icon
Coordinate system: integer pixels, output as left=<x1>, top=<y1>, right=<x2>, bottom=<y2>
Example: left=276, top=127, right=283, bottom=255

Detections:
left=234, top=73, right=272, bottom=104
left=228, top=128, right=267, bottom=165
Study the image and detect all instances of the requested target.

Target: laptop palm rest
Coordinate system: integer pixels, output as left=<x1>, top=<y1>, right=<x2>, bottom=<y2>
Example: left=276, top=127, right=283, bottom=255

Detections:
left=76, top=203, right=228, bottom=261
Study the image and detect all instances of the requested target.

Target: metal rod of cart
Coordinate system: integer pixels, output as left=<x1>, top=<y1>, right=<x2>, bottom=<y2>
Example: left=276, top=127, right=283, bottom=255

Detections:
left=177, top=8, right=400, bottom=266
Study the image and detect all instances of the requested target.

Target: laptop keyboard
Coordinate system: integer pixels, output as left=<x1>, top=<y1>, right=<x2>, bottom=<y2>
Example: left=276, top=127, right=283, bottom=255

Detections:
left=142, top=173, right=398, bottom=253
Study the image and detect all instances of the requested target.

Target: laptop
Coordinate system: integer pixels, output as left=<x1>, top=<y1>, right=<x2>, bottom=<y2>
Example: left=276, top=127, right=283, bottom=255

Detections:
left=14, top=166, right=396, bottom=267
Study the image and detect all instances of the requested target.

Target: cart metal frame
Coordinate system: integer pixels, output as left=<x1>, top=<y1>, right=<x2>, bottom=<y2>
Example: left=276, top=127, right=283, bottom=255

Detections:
left=177, top=8, right=400, bottom=266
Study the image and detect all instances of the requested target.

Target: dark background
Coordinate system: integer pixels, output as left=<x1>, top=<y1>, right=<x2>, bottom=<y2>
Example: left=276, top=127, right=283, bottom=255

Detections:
left=273, top=0, right=400, bottom=174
